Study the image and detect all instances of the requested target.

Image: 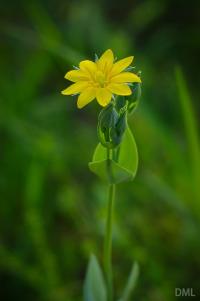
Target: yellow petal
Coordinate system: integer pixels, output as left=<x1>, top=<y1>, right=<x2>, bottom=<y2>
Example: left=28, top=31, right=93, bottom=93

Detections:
left=77, top=87, right=96, bottom=109
left=107, top=83, right=132, bottom=96
left=96, top=88, right=112, bottom=107
left=97, top=49, right=114, bottom=73
left=79, top=60, right=97, bottom=78
left=64, top=70, right=89, bottom=82
left=110, top=56, right=134, bottom=76
left=61, top=81, right=89, bottom=95
left=111, top=72, right=141, bottom=83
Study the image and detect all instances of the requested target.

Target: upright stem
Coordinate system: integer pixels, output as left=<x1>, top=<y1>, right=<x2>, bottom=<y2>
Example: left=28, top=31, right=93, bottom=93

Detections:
left=104, top=148, right=116, bottom=301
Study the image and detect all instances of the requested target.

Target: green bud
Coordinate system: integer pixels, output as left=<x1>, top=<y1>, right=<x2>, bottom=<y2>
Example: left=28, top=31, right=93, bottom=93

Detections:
left=97, top=103, right=127, bottom=149
left=112, top=110, right=127, bottom=145
left=115, top=96, right=127, bottom=112
left=127, top=71, right=142, bottom=115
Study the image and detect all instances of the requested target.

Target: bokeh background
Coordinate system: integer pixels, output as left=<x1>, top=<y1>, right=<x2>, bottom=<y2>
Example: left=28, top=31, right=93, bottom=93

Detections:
left=1, top=0, right=200, bottom=300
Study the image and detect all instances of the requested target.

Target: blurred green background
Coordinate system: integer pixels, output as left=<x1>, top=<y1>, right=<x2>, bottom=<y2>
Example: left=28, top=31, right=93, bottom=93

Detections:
left=0, top=0, right=200, bottom=300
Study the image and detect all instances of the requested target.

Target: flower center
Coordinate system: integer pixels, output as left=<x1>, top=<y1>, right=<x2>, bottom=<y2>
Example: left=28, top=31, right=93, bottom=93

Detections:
left=95, top=70, right=107, bottom=87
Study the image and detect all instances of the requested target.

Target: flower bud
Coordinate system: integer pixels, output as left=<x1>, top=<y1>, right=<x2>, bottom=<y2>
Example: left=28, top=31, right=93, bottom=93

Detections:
left=112, top=109, right=127, bottom=146
left=127, top=71, right=142, bottom=114
left=115, top=96, right=127, bottom=112
left=97, top=103, right=127, bottom=149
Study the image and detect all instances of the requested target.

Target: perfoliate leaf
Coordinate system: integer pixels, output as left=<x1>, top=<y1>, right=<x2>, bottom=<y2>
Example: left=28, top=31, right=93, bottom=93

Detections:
left=118, top=262, right=139, bottom=301
left=83, top=254, right=107, bottom=301
left=89, top=126, right=138, bottom=184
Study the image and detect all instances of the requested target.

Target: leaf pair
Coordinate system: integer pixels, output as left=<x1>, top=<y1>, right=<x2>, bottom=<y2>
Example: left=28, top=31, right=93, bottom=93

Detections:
left=84, top=255, right=139, bottom=301
left=89, top=126, right=138, bottom=184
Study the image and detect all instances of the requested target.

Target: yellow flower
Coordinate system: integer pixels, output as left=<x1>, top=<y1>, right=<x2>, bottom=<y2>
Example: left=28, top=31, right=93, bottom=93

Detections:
left=61, top=49, right=141, bottom=109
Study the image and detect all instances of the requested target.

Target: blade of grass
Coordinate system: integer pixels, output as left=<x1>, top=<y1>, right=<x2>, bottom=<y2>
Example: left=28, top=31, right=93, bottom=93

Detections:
left=175, top=66, right=200, bottom=212
left=2, top=24, right=83, bottom=64
left=26, top=2, right=83, bottom=64
left=118, top=262, right=139, bottom=301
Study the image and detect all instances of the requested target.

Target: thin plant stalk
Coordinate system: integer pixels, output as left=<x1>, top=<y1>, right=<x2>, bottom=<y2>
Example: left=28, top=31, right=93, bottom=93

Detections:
left=104, top=148, right=116, bottom=301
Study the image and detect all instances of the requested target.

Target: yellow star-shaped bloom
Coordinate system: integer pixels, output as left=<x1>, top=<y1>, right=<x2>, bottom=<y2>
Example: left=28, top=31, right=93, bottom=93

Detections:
left=62, top=49, right=141, bottom=109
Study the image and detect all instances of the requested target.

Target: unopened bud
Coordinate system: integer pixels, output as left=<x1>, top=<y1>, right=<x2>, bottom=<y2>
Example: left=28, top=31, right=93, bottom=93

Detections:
left=128, top=71, right=142, bottom=114
left=97, top=102, right=127, bottom=149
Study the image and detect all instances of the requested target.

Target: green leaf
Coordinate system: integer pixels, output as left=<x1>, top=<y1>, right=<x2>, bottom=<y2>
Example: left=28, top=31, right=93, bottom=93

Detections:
left=118, top=262, right=139, bottom=301
left=89, top=126, right=138, bottom=184
left=83, top=254, right=107, bottom=301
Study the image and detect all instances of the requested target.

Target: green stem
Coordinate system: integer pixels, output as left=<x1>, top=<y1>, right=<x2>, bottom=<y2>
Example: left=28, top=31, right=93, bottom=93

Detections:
left=104, top=148, right=116, bottom=301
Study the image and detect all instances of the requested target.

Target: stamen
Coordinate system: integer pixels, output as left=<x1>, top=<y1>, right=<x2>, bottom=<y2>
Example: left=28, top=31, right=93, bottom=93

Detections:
left=96, top=70, right=106, bottom=87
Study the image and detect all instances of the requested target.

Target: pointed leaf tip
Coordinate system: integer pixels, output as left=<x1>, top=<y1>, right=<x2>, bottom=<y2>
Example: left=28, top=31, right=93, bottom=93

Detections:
left=119, top=262, right=139, bottom=301
left=83, top=254, right=107, bottom=301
